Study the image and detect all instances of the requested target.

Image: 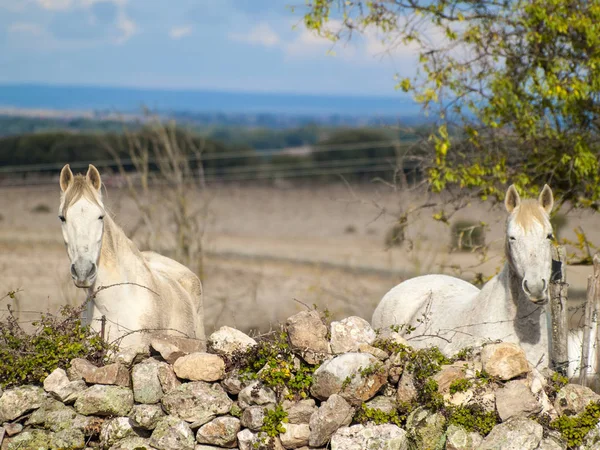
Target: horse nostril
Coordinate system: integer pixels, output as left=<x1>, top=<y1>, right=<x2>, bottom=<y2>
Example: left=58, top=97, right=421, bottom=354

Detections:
left=523, top=279, right=530, bottom=294
left=88, top=264, right=97, bottom=278
left=70, top=264, right=78, bottom=278
left=542, top=279, right=547, bottom=292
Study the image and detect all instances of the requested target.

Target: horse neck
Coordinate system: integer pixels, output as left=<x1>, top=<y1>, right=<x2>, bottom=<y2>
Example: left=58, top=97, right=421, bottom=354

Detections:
left=93, top=215, right=146, bottom=289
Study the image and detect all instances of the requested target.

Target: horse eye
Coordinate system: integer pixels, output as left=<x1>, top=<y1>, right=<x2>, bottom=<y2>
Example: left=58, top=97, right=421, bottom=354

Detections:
left=98, top=215, right=105, bottom=221
left=509, top=236, right=516, bottom=241
left=547, top=233, right=554, bottom=240
left=58, top=215, right=66, bottom=223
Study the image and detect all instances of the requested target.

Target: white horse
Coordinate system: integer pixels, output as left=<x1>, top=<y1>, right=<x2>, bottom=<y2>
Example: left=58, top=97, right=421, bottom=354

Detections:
left=58, top=164, right=205, bottom=348
left=373, top=185, right=556, bottom=369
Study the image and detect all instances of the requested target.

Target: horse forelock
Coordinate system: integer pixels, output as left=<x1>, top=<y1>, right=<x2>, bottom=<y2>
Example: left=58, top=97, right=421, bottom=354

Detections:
left=61, top=175, right=103, bottom=216
left=509, top=199, right=551, bottom=233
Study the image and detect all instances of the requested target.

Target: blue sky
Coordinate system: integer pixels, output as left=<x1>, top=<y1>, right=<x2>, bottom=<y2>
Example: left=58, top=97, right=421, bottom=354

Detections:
left=0, top=0, right=420, bottom=96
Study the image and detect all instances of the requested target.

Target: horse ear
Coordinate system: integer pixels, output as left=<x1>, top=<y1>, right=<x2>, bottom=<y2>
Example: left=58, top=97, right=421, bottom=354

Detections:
left=60, top=164, right=73, bottom=192
left=539, top=184, right=554, bottom=214
left=505, top=184, right=521, bottom=213
left=86, top=164, right=102, bottom=191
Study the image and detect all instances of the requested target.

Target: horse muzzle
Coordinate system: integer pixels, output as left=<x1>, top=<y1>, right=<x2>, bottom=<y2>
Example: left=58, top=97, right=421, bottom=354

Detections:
left=71, top=260, right=97, bottom=288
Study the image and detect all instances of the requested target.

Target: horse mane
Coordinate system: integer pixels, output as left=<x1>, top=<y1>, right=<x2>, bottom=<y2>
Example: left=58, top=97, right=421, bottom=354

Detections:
left=61, top=175, right=102, bottom=216
left=512, top=199, right=551, bottom=231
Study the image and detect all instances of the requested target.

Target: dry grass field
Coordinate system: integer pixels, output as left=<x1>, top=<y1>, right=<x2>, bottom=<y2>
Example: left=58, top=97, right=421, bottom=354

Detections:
left=0, top=181, right=597, bottom=335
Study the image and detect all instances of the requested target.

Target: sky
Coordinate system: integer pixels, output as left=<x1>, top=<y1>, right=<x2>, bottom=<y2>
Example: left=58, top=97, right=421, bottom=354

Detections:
left=0, top=0, right=420, bottom=96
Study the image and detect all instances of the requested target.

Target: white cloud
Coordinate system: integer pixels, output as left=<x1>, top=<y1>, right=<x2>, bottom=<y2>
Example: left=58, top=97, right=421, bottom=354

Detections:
left=36, top=0, right=73, bottom=10
left=229, top=23, right=280, bottom=47
left=115, top=12, right=137, bottom=44
left=169, top=25, right=193, bottom=40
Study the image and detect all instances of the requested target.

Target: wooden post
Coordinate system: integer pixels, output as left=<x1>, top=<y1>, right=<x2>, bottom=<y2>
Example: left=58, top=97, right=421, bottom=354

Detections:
left=593, top=255, right=600, bottom=390
left=100, top=315, right=107, bottom=343
left=580, top=275, right=595, bottom=385
left=550, top=245, right=569, bottom=375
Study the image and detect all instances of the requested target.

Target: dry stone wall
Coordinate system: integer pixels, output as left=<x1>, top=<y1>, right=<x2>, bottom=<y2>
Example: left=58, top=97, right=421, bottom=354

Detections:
left=0, top=310, right=599, bottom=450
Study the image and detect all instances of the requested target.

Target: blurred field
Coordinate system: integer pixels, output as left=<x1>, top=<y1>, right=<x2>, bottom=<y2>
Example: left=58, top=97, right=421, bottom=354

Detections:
left=0, top=181, right=596, bottom=335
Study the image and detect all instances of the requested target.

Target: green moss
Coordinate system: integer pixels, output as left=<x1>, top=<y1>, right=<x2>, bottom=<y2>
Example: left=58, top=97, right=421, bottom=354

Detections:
left=354, top=403, right=403, bottom=427
left=230, top=404, right=242, bottom=418
left=231, top=329, right=316, bottom=400
left=447, top=405, right=499, bottom=436
left=550, top=401, right=600, bottom=448
left=449, top=378, right=472, bottom=395
left=545, top=372, right=569, bottom=400
left=0, top=304, right=113, bottom=388
left=261, top=404, right=288, bottom=438
left=418, top=379, right=445, bottom=412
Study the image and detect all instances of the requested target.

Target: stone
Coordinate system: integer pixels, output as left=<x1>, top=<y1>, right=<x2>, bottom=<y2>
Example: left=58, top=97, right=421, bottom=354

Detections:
left=67, top=358, right=97, bottom=381
left=43, top=368, right=87, bottom=403
left=310, top=353, right=387, bottom=405
left=286, top=310, right=330, bottom=364
left=396, top=371, right=417, bottom=404
left=129, top=404, right=166, bottom=430
left=537, top=434, right=566, bottom=450
left=433, top=363, right=467, bottom=394
left=113, top=344, right=150, bottom=367
left=109, top=437, right=154, bottom=449
left=478, top=417, right=543, bottom=450
left=196, top=416, right=240, bottom=447
left=554, top=383, right=600, bottom=416
left=208, top=326, right=257, bottom=356
left=238, top=381, right=277, bottom=409
left=308, top=394, right=354, bottom=447
left=282, top=399, right=316, bottom=424
left=358, top=343, right=389, bottom=360
left=74, top=385, right=134, bottom=417
left=376, top=328, right=409, bottom=347
left=83, top=363, right=131, bottom=387
left=173, top=353, right=226, bottom=382
left=445, top=424, right=483, bottom=450
left=3, top=423, right=22, bottom=437
left=150, top=333, right=206, bottom=364
left=280, top=423, right=310, bottom=449
left=0, top=385, right=46, bottom=422
left=222, top=370, right=246, bottom=395
left=132, top=358, right=165, bottom=404
left=237, top=429, right=284, bottom=450
left=6, top=429, right=52, bottom=450
left=101, top=417, right=141, bottom=447
left=161, top=381, right=232, bottom=425
left=150, top=415, right=196, bottom=450
left=157, top=364, right=181, bottom=394
left=51, top=428, right=86, bottom=449
left=365, top=396, right=397, bottom=414
left=481, top=343, right=530, bottom=381
left=329, top=316, right=377, bottom=354
left=241, top=405, right=270, bottom=431
left=330, top=423, right=409, bottom=450
left=495, top=380, right=542, bottom=421
left=405, top=407, right=446, bottom=450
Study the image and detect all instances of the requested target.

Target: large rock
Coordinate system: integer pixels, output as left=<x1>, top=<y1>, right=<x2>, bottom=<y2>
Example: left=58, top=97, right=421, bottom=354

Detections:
left=329, top=316, right=377, bottom=354
left=43, top=368, right=87, bottom=403
left=286, top=310, right=330, bottom=364
left=6, top=429, right=52, bottom=450
left=150, top=333, right=206, bottom=364
left=149, top=415, right=195, bottom=450
left=330, top=423, right=409, bottom=450
left=478, top=417, right=543, bottom=450
left=161, top=381, right=232, bottom=425
left=238, top=381, right=277, bottom=409
left=222, top=370, right=247, bottom=395
left=83, top=362, right=131, bottom=387
left=173, top=353, right=226, bottom=382
left=208, top=326, right=257, bottom=356
left=396, top=371, right=417, bottom=404
left=365, top=396, right=397, bottom=414
left=100, top=417, right=140, bottom=448
left=280, top=423, right=310, bottom=449
left=237, top=429, right=284, bottom=450
left=129, top=403, right=166, bottom=430
left=196, top=416, right=240, bottom=447
left=495, top=380, right=542, bottom=421
left=405, top=407, right=446, bottom=450
left=113, top=344, right=151, bottom=367
left=51, top=428, right=86, bottom=449
left=67, top=358, right=97, bottom=381
left=132, top=358, right=165, bottom=404
left=310, top=353, right=387, bottom=405
left=445, top=424, right=483, bottom=450
left=308, top=394, right=354, bottom=447
left=0, top=385, right=46, bottom=422
left=109, top=437, right=154, bottom=449
left=481, top=343, right=530, bottom=381
left=157, top=364, right=181, bottom=394
left=554, top=383, right=600, bottom=416
left=282, top=399, right=316, bottom=424
left=74, top=385, right=134, bottom=416
left=241, top=405, right=270, bottom=431
left=433, top=363, right=467, bottom=394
